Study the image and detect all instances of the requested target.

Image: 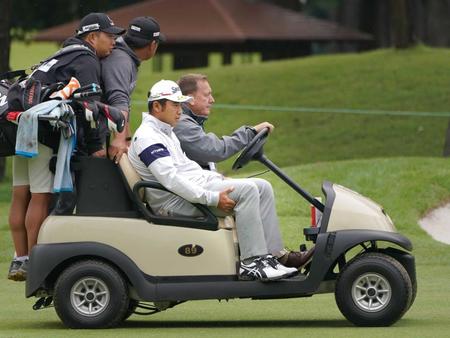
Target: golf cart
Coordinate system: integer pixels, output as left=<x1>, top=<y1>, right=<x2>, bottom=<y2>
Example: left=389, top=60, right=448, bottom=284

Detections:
left=26, top=128, right=416, bottom=328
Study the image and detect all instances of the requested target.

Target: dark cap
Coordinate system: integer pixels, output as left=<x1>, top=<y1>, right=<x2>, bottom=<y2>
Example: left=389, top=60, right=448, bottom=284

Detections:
left=124, top=16, right=166, bottom=45
left=76, top=13, right=125, bottom=36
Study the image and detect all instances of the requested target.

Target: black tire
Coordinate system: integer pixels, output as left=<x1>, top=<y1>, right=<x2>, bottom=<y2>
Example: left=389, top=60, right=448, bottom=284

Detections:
left=408, top=276, right=417, bottom=311
left=335, top=252, right=412, bottom=327
left=54, top=260, right=129, bottom=329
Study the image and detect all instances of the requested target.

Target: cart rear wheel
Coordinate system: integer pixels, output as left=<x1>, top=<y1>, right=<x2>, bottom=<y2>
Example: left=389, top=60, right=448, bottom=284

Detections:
left=54, top=260, right=129, bottom=329
left=335, top=252, right=412, bottom=326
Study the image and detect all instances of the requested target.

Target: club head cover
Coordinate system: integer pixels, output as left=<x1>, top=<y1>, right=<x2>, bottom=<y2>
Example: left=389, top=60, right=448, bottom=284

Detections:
left=95, top=102, right=125, bottom=133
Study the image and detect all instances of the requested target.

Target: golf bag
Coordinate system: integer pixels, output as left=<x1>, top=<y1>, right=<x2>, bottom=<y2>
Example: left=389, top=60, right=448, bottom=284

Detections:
left=0, top=80, right=17, bottom=157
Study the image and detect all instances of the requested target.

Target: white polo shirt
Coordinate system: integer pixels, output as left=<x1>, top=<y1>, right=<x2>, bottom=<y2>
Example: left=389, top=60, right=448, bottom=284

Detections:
left=128, top=113, right=222, bottom=213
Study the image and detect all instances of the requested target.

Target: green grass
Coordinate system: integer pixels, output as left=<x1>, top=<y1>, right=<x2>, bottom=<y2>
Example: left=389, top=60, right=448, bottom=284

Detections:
left=2, top=43, right=450, bottom=336
left=0, top=157, right=449, bottom=337
left=10, top=41, right=59, bottom=71
left=134, top=45, right=450, bottom=174
left=9, top=43, right=450, bottom=174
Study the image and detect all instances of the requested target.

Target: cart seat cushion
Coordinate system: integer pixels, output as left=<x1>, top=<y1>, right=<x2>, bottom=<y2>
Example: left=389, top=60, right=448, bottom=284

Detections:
left=119, top=153, right=144, bottom=200
left=218, top=215, right=236, bottom=229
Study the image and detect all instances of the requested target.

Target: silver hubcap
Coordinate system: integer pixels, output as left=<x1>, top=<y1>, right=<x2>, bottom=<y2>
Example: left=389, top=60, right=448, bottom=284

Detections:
left=70, top=277, right=110, bottom=316
left=352, top=272, right=391, bottom=312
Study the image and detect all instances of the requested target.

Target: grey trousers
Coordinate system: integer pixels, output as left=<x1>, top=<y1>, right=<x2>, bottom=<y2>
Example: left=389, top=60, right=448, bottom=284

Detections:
left=159, top=177, right=285, bottom=260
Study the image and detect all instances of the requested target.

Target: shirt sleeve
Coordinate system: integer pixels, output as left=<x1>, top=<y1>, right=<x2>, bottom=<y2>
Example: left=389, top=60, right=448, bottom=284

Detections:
left=174, top=117, right=255, bottom=164
left=101, top=56, right=132, bottom=112
left=137, top=142, right=220, bottom=207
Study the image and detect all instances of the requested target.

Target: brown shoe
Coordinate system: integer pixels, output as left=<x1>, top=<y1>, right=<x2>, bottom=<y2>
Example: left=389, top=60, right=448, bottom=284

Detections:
left=279, top=247, right=315, bottom=268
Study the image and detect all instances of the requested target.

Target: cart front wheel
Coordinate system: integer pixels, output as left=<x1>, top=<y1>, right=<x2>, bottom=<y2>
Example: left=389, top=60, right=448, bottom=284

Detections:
left=335, top=252, right=412, bottom=327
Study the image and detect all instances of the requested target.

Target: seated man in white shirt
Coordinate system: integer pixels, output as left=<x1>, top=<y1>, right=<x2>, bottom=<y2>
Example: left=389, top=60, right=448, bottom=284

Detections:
left=128, top=80, right=310, bottom=282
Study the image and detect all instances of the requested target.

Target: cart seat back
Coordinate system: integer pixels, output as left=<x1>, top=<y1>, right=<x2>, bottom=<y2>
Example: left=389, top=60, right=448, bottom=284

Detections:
left=119, top=153, right=145, bottom=201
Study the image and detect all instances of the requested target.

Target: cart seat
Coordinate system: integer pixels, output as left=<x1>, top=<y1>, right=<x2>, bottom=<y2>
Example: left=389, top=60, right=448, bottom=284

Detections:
left=118, top=153, right=236, bottom=231
left=119, top=153, right=145, bottom=201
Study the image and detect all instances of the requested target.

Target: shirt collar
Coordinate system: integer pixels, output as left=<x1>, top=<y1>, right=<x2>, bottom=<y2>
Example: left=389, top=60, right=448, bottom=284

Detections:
left=182, top=104, right=208, bottom=127
left=142, top=113, right=173, bottom=136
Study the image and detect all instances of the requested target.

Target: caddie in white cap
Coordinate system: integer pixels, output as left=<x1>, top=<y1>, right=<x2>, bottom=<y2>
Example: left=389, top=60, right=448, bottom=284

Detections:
left=127, top=80, right=302, bottom=282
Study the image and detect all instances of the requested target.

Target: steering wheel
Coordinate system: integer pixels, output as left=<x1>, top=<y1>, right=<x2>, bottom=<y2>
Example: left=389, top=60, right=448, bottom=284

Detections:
left=232, top=127, right=270, bottom=171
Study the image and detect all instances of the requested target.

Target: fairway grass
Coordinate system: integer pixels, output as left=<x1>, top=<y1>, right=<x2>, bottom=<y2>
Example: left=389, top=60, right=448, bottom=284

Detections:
left=3, top=43, right=450, bottom=336
left=0, top=157, right=449, bottom=337
left=0, top=264, right=448, bottom=338
left=8, top=43, right=450, bottom=173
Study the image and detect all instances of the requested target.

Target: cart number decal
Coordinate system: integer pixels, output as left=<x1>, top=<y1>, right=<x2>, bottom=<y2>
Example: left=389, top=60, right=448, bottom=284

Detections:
left=178, top=244, right=204, bottom=257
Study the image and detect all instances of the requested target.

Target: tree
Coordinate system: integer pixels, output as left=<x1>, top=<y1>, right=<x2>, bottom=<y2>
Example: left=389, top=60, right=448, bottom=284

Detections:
left=260, top=0, right=304, bottom=11
left=10, top=0, right=142, bottom=40
left=332, top=0, right=450, bottom=50
left=444, top=122, right=450, bottom=157
left=0, top=0, right=11, bottom=181
left=390, top=0, right=414, bottom=48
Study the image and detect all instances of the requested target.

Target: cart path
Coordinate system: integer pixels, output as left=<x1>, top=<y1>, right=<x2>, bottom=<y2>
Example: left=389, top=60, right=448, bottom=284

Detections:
left=418, top=203, right=450, bottom=245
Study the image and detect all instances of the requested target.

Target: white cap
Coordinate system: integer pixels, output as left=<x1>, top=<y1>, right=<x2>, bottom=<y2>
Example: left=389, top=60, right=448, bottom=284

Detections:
left=147, top=80, right=192, bottom=103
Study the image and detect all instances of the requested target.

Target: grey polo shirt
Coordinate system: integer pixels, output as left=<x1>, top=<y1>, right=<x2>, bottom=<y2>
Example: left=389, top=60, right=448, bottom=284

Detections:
left=101, top=37, right=140, bottom=113
left=173, top=105, right=256, bottom=168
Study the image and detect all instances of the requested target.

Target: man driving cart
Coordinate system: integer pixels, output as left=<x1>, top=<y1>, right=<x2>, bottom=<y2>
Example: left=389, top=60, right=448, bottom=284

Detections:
left=128, top=80, right=314, bottom=282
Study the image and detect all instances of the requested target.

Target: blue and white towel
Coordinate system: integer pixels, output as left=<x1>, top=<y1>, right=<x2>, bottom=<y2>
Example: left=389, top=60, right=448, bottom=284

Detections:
left=53, top=115, right=76, bottom=193
left=16, top=100, right=77, bottom=192
left=15, top=100, right=62, bottom=157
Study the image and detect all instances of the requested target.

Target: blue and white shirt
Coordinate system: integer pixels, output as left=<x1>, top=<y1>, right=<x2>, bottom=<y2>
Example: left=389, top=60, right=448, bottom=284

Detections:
left=128, top=113, right=222, bottom=214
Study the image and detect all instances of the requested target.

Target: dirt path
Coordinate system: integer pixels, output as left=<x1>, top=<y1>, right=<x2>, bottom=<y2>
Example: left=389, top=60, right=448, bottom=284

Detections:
left=418, top=203, right=450, bottom=245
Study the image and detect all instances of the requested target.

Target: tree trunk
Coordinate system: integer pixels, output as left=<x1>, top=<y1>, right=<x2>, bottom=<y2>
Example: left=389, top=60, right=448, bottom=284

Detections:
left=336, top=0, right=427, bottom=49
left=444, top=121, right=450, bottom=157
left=390, top=0, right=415, bottom=48
left=408, top=0, right=425, bottom=44
left=0, top=0, right=11, bottom=182
left=333, top=0, right=363, bottom=52
left=424, top=0, right=450, bottom=46
left=335, top=0, right=392, bottom=49
left=421, top=0, right=448, bottom=156
left=259, top=0, right=303, bottom=12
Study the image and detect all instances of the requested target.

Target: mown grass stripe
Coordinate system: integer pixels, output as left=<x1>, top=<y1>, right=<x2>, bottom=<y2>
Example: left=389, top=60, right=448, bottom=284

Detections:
left=131, top=101, right=450, bottom=117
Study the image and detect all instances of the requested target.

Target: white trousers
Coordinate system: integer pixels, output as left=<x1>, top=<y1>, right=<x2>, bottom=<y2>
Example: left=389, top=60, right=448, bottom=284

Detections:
left=159, top=177, right=285, bottom=260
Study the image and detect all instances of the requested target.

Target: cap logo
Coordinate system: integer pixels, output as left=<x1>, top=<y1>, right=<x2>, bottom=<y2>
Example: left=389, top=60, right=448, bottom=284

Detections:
left=153, top=32, right=160, bottom=37
left=81, top=23, right=100, bottom=32
left=130, top=25, right=142, bottom=32
left=107, top=15, right=114, bottom=25
left=149, top=88, right=179, bottom=98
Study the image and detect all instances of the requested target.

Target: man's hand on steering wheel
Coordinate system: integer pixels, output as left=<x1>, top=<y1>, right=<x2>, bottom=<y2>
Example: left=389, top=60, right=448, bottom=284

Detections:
left=253, top=122, right=274, bottom=133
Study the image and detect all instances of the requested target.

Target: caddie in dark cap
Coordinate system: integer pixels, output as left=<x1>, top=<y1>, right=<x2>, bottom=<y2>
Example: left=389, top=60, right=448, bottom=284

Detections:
left=76, top=12, right=126, bottom=39
left=30, top=12, right=126, bottom=156
left=102, top=16, right=165, bottom=164
left=7, top=12, right=125, bottom=282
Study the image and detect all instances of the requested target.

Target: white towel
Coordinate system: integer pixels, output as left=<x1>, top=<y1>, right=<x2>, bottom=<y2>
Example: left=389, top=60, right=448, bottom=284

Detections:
left=15, top=100, right=62, bottom=157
